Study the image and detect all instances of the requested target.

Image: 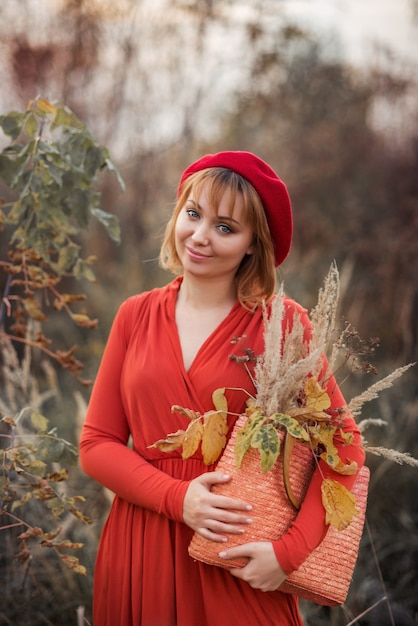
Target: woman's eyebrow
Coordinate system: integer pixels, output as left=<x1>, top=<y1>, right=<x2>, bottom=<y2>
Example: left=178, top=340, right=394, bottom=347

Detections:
left=187, top=198, right=241, bottom=225
left=217, top=214, right=240, bottom=225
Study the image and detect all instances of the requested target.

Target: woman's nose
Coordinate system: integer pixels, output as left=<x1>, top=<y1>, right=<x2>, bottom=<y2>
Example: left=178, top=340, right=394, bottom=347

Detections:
left=191, top=221, right=210, bottom=244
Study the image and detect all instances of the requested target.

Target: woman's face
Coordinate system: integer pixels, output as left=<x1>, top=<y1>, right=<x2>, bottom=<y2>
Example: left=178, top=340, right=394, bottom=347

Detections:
left=174, top=181, right=254, bottom=284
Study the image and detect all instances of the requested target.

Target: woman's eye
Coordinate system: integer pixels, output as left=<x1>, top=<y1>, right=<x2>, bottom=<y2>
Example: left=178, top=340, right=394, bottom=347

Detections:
left=186, top=208, right=199, bottom=219
left=217, top=223, right=233, bottom=234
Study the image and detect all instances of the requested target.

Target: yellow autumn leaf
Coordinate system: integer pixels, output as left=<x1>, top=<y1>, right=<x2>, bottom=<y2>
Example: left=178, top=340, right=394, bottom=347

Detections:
left=60, top=554, right=87, bottom=576
left=148, top=429, right=186, bottom=453
left=312, top=425, right=359, bottom=475
left=11, top=492, right=32, bottom=512
left=339, top=428, right=355, bottom=446
left=310, top=424, right=339, bottom=468
left=272, top=413, right=310, bottom=441
left=18, top=526, right=43, bottom=541
left=70, top=313, right=98, bottom=329
left=182, top=419, right=204, bottom=460
left=34, top=97, right=57, bottom=116
left=201, top=411, right=228, bottom=465
left=288, top=405, right=331, bottom=422
left=23, top=297, right=47, bottom=321
left=212, top=388, right=228, bottom=418
left=171, top=405, right=201, bottom=421
left=315, top=424, right=338, bottom=449
left=251, top=423, right=280, bottom=473
left=234, top=411, right=264, bottom=467
left=30, top=411, right=49, bottom=432
left=245, top=405, right=264, bottom=420
left=64, top=538, right=85, bottom=548
left=48, top=469, right=69, bottom=482
left=321, top=478, right=360, bottom=530
left=327, top=458, right=358, bottom=476
left=304, top=377, right=331, bottom=412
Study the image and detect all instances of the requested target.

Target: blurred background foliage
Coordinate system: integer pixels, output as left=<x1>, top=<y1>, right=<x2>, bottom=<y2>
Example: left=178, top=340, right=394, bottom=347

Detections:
left=0, top=0, right=417, bottom=624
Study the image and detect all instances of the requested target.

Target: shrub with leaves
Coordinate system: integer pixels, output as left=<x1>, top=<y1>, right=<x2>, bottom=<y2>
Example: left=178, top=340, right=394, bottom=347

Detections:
left=1, top=336, right=90, bottom=576
left=0, top=96, right=124, bottom=382
left=0, top=97, right=124, bottom=579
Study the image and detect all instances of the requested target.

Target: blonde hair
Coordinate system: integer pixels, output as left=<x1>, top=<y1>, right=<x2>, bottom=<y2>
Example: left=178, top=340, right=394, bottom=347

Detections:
left=159, top=167, right=276, bottom=309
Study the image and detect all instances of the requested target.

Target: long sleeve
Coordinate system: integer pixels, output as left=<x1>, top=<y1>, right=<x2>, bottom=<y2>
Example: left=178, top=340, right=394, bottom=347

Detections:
left=273, top=381, right=365, bottom=573
left=271, top=303, right=366, bottom=574
left=79, top=298, right=189, bottom=522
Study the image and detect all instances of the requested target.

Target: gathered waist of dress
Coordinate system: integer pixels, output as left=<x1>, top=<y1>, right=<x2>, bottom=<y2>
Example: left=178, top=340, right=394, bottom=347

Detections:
left=149, top=456, right=215, bottom=480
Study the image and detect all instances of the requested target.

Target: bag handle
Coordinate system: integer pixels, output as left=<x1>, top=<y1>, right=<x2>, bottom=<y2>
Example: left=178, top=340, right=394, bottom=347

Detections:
left=283, top=433, right=303, bottom=510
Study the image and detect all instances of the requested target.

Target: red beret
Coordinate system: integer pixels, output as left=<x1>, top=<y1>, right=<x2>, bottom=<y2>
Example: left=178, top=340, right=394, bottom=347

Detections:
left=177, top=151, right=293, bottom=267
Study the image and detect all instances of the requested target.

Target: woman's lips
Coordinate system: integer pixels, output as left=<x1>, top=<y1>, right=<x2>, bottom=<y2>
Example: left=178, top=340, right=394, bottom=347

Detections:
left=186, top=247, right=211, bottom=261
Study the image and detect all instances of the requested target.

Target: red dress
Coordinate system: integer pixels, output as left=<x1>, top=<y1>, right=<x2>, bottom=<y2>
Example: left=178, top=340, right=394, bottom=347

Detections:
left=79, top=277, right=365, bottom=626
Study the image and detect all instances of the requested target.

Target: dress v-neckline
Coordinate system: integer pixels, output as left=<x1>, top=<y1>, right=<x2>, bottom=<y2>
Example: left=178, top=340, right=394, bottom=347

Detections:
left=170, top=277, right=239, bottom=374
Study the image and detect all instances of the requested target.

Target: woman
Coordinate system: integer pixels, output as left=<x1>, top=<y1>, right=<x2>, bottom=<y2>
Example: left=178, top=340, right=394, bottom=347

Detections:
left=79, top=151, right=365, bottom=625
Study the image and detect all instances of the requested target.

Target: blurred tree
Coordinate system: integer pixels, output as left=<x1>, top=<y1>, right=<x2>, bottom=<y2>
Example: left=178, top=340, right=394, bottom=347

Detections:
left=0, top=2, right=417, bottom=623
left=212, top=32, right=418, bottom=367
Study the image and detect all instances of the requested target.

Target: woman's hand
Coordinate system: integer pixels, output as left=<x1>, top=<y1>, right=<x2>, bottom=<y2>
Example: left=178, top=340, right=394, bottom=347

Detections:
left=183, top=472, right=253, bottom=542
left=219, top=542, right=287, bottom=592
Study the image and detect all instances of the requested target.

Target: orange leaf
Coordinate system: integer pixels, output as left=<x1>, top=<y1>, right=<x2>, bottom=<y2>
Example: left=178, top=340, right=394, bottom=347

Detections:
left=201, top=411, right=228, bottom=465
left=44, top=528, right=62, bottom=541
left=1, top=416, right=16, bottom=427
left=59, top=554, right=87, bottom=575
left=321, top=478, right=360, bottom=531
left=18, top=527, right=43, bottom=541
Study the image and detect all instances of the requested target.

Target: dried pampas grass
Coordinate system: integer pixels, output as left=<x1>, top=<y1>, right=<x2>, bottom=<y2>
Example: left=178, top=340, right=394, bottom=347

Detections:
left=255, top=261, right=417, bottom=466
left=255, top=282, right=323, bottom=417
left=347, top=364, right=414, bottom=416
left=364, top=446, right=418, bottom=467
left=255, top=262, right=340, bottom=416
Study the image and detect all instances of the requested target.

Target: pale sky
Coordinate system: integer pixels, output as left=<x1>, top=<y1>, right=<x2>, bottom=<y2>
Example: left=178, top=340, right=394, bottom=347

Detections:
left=283, top=0, right=418, bottom=67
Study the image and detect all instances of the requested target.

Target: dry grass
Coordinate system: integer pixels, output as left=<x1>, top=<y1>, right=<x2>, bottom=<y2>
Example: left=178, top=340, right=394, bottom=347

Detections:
left=256, top=263, right=417, bottom=466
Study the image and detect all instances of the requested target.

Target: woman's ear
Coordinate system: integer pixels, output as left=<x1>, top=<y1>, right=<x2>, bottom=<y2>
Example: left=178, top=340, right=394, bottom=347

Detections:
left=246, top=243, right=255, bottom=256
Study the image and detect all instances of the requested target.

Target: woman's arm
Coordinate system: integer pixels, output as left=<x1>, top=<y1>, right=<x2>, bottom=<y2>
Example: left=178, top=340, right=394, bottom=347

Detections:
left=80, top=297, right=264, bottom=529
left=273, top=385, right=365, bottom=574
left=79, top=300, right=189, bottom=522
left=273, top=300, right=366, bottom=573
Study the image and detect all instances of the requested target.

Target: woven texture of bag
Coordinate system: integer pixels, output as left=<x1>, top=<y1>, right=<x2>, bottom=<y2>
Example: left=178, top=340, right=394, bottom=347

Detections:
left=188, top=415, right=369, bottom=606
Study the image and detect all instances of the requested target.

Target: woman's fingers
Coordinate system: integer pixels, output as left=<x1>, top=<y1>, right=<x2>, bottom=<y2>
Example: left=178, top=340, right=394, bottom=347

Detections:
left=183, top=472, right=253, bottom=538
left=218, top=542, right=257, bottom=561
left=199, top=472, right=253, bottom=511
left=201, top=514, right=251, bottom=536
left=219, top=542, right=288, bottom=592
left=210, top=493, right=253, bottom=514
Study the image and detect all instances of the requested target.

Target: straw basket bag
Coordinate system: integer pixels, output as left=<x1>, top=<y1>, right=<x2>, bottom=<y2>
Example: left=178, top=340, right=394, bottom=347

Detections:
left=188, top=414, right=369, bottom=606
